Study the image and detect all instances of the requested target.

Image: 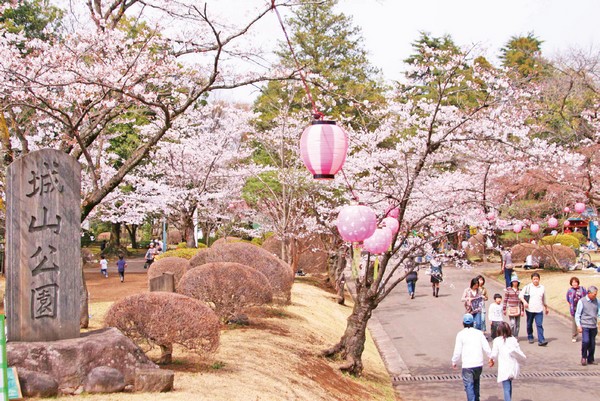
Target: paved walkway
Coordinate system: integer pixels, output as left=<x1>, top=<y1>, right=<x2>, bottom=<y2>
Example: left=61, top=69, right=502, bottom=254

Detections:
left=369, top=262, right=600, bottom=401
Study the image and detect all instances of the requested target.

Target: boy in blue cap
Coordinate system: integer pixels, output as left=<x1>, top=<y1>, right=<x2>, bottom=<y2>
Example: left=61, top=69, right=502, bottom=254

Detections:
left=452, top=313, right=493, bottom=401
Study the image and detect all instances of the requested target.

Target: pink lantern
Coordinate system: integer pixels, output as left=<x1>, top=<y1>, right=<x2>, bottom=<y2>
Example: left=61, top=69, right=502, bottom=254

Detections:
left=382, top=217, right=400, bottom=235
left=336, top=205, right=377, bottom=242
left=513, top=224, right=523, bottom=234
left=386, top=206, right=400, bottom=218
left=548, top=217, right=558, bottom=228
left=563, top=207, right=570, bottom=213
left=300, top=120, right=348, bottom=179
left=574, top=202, right=586, bottom=214
left=363, top=227, right=393, bottom=254
left=564, top=220, right=571, bottom=227
left=530, top=223, right=540, bottom=233
left=486, top=212, right=496, bottom=221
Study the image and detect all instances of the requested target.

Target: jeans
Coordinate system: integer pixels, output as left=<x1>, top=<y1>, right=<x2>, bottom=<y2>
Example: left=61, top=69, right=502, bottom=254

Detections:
left=502, top=379, right=512, bottom=401
left=509, top=316, right=521, bottom=337
left=481, top=309, right=487, bottom=332
left=407, top=280, right=416, bottom=295
left=472, top=312, right=483, bottom=331
left=504, top=268, right=513, bottom=288
left=582, top=327, right=598, bottom=362
left=461, top=366, right=482, bottom=401
left=525, top=311, right=545, bottom=343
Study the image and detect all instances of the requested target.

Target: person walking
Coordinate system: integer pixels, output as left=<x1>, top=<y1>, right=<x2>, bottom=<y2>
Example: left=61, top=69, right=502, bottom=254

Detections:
left=116, top=254, right=127, bottom=283
left=99, top=255, right=108, bottom=278
left=406, top=266, right=418, bottom=299
left=489, top=322, right=527, bottom=401
left=452, top=313, right=493, bottom=401
left=503, top=273, right=524, bottom=337
left=488, top=293, right=504, bottom=339
left=566, top=276, right=587, bottom=343
left=430, top=255, right=443, bottom=298
left=144, top=243, right=157, bottom=269
left=519, top=272, right=549, bottom=346
left=462, top=278, right=485, bottom=331
left=477, top=275, right=489, bottom=334
left=501, top=247, right=514, bottom=288
left=575, top=285, right=600, bottom=365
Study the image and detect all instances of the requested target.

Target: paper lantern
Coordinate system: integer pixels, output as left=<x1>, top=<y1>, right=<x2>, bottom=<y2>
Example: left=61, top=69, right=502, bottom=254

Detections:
left=564, top=220, right=570, bottom=227
left=513, top=224, right=522, bottom=234
left=382, top=217, right=399, bottom=235
left=548, top=217, right=558, bottom=228
left=564, top=207, right=570, bottom=213
left=574, top=202, right=586, bottom=214
left=486, top=212, right=496, bottom=221
left=336, top=205, right=377, bottom=242
left=363, top=227, right=393, bottom=254
left=530, top=223, right=540, bottom=233
left=300, top=120, right=348, bottom=179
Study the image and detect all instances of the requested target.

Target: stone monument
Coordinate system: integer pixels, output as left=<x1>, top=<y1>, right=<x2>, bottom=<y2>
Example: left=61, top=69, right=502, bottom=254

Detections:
left=5, top=149, right=82, bottom=341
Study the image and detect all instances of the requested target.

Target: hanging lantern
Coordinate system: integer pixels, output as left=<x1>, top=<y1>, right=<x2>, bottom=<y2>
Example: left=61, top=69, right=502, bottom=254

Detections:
left=385, top=206, right=400, bottom=218
left=363, top=227, right=393, bottom=254
left=486, top=212, right=496, bottom=221
left=382, top=217, right=399, bottom=235
left=548, top=217, right=558, bottom=228
left=513, top=224, right=523, bottom=234
left=574, top=202, right=586, bottom=214
left=336, top=205, right=377, bottom=242
left=564, top=207, right=570, bottom=213
left=530, top=223, right=540, bottom=233
left=564, top=220, right=571, bottom=227
left=300, top=120, right=348, bottom=179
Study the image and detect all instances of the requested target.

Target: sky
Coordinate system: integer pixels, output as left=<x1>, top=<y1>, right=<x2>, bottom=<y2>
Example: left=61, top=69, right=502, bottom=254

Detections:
left=207, top=0, right=600, bottom=102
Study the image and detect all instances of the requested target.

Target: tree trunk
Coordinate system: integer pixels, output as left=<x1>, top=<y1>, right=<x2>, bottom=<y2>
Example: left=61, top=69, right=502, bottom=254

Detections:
left=158, top=344, right=173, bottom=364
left=327, top=249, right=347, bottom=305
left=322, top=284, right=375, bottom=376
left=125, top=224, right=138, bottom=249
left=110, top=222, right=121, bottom=248
left=79, top=263, right=89, bottom=328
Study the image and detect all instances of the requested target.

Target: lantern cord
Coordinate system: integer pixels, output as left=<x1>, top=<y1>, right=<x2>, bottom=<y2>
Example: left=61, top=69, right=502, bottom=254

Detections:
left=271, top=1, right=323, bottom=120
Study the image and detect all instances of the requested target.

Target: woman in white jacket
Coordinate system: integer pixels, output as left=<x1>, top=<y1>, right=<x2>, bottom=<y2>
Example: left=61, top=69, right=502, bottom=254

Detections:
left=489, top=322, right=526, bottom=401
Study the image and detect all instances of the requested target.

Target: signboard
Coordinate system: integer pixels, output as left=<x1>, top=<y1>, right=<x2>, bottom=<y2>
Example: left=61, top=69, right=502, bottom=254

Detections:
left=0, top=315, right=21, bottom=400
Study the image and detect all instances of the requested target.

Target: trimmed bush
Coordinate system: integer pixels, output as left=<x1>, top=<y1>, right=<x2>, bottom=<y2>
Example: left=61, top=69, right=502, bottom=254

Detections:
left=540, top=234, right=579, bottom=248
left=147, top=257, right=189, bottom=290
left=189, top=242, right=293, bottom=304
left=156, top=248, right=200, bottom=261
left=105, top=292, right=219, bottom=364
left=510, top=243, right=538, bottom=263
left=178, top=262, right=273, bottom=321
left=568, top=232, right=586, bottom=247
left=176, top=242, right=188, bottom=249
left=211, top=237, right=244, bottom=248
left=534, top=244, right=576, bottom=269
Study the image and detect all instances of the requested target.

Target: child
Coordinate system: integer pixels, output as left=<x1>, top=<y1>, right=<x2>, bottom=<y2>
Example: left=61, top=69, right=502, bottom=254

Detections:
left=99, top=255, right=108, bottom=278
left=489, top=322, right=526, bottom=401
left=489, top=293, right=504, bottom=339
left=116, top=254, right=127, bottom=283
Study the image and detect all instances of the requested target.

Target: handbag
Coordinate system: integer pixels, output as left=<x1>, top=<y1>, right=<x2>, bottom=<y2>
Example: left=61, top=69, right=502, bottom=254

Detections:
left=523, top=285, right=530, bottom=303
left=508, top=306, right=520, bottom=316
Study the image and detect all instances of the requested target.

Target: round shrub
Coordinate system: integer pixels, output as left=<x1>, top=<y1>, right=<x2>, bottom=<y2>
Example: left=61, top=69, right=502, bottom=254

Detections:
left=540, top=234, right=579, bottom=248
left=510, top=243, right=538, bottom=263
left=176, top=242, right=188, bottom=249
left=533, top=244, right=576, bottom=269
left=568, top=232, right=586, bottom=247
left=105, top=292, right=219, bottom=364
left=156, top=248, right=199, bottom=261
left=189, top=242, right=293, bottom=304
left=178, top=262, right=273, bottom=321
left=147, top=257, right=189, bottom=290
left=211, top=237, right=244, bottom=248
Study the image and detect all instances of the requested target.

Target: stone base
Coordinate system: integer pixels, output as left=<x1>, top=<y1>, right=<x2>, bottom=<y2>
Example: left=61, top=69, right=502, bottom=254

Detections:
left=8, top=327, right=173, bottom=395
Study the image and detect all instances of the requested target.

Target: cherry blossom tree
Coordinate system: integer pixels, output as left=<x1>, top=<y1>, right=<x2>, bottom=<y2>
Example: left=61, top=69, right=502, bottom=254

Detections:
left=321, top=45, right=569, bottom=375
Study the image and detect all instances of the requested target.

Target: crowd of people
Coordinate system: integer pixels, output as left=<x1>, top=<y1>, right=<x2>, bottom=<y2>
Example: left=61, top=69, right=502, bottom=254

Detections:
left=451, top=256, right=600, bottom=401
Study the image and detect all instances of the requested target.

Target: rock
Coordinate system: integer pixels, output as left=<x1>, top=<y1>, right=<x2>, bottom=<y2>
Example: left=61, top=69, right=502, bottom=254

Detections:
left=8, top=327, right=158, bottom=395
left=228, top=313, right=250, bottom=326
left=134, top=369, right=174, bottom=392
left=84, top=366, right=125, bottom=393
left=18, top=369, right=59, bottom=398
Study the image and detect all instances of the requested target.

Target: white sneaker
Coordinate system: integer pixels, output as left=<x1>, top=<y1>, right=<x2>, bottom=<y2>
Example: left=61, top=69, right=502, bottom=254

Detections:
left=572, top=338, right=577, bottom=343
